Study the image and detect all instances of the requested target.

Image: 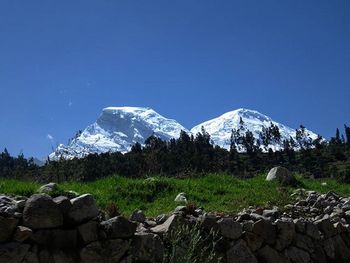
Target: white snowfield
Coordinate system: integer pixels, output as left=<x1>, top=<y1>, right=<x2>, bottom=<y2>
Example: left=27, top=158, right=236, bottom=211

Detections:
left=191, top=108, right=318, bottom=151
left=49, top=107, right=320, bottom=160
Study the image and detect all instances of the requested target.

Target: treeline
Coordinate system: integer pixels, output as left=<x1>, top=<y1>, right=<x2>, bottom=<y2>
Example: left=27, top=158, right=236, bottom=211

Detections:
left=1, top=123, right=350, bottom=183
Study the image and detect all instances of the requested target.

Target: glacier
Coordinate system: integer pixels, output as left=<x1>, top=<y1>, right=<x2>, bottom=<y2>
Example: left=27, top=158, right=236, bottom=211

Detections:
left=191, top=108, right=319, bottom=151
left=49, top=107, right=320, bottom=160
left=49, top=107, right=189, bottom=160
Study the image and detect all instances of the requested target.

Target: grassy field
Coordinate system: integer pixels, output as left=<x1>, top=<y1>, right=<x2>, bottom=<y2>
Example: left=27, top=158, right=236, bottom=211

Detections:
left=0, top=174, right=349, bottom=217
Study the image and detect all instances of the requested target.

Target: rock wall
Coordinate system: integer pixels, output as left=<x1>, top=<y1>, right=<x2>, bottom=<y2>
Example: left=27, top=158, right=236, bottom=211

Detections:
left=1, top=189, right=350, bottom=263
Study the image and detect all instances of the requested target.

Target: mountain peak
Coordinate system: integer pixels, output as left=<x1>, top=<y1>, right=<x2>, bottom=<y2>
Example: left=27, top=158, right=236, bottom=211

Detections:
left=191, top=108, right=318, bottom=151
left=49, top=106, right=187, bottom=160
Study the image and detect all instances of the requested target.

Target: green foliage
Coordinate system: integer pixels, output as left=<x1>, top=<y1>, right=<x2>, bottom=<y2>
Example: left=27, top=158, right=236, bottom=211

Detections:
left=1, top=174, right=350, bottom=217
left=163, top=223, right=222, bottom=263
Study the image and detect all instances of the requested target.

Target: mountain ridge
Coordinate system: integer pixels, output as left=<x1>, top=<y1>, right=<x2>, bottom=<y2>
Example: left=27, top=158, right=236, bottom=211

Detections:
left=49, top=107, right=320, bottom=160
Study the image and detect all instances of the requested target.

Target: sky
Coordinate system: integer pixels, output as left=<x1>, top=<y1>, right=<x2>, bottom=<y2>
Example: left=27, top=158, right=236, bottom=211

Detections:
left=0, top=0, right=349, bottom=158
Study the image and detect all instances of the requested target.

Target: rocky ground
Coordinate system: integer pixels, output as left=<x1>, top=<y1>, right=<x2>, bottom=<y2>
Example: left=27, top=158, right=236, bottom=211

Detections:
left=1, top=182, right=350, bottom=262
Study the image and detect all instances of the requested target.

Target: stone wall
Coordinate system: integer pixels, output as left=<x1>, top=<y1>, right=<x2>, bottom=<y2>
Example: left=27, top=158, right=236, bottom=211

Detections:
left=1, top=189, right=350, bottom=263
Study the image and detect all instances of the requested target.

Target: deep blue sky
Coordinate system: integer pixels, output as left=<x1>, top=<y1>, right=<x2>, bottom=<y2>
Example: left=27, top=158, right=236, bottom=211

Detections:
left=1, top=1, right=349, bottom=158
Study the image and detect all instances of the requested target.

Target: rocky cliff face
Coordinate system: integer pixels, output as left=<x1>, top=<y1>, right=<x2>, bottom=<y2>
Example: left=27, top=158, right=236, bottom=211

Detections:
left=1, top=188, right=350, bottom=262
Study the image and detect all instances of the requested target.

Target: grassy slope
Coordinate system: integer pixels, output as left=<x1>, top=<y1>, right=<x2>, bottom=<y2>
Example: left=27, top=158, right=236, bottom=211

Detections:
left=1, top=174, right=349, bottom=217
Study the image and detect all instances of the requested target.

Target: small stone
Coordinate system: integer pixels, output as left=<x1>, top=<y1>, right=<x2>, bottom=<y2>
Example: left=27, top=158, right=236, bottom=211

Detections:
left=130, top=209, right=146, bottom=223
left=38, top=182, right=58, bottom=194
left=13, top=226, right=32, bottom=242
left=174, top=192, right=187, bottom=202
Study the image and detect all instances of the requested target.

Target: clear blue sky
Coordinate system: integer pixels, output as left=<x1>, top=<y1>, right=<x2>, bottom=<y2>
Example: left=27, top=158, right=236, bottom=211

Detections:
left=1, top=0, right=349, bottom=158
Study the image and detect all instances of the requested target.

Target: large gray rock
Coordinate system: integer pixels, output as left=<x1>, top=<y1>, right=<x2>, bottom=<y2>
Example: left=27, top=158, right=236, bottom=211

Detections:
left=101, top=216, right=137, bottom=239
left=284, top=246, right=310, bottom=263
left=78, top=220, right=99, bottom=244
left=151, top=214, right=184, bottom=234
left=53, top=196, right=72, bottom=215
left=315, top=218, right=337, bottom=238
left=217, top=218, right=242, bottom=240
left=323, top=235, right=350, bottom=261
left=30, top=229, right=78, bottom=249
left=22, top=194, right=63, bottom=229
left=0, top=216, right=18, bottom=242
left=257, top=245, right=289, bottom=263
left=275, top=219, right=295, bottom=250
left=266, top=166, right=296, bottom=186
left=80, top=239, right=130, bottom=263
left=131, top=232, right=164, bottom=262
left=68, top=194, right=99, bottom=224
left=252, top=219, right=276, bottom=245
left=52, top=250, right=77, bottom=263
left=0, top=242, right=30, bottom=263
left=226, top=240, right=258, bottom=263
left=244, top=232, right=263, bottom=252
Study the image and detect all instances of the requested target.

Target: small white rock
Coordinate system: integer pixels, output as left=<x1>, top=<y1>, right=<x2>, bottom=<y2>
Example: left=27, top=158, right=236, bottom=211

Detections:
left=174, top=192, right=187, bottom=202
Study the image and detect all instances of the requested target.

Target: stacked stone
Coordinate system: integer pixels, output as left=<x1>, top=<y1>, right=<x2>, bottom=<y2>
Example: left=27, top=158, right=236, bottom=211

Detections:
left=1, top=187, right=350, bottom=262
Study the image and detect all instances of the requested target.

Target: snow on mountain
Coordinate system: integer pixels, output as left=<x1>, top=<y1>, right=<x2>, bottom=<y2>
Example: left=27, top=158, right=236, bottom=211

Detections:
left=49, top=107, right=189, bottom=160
left=190, top=108, right=319, bottom=151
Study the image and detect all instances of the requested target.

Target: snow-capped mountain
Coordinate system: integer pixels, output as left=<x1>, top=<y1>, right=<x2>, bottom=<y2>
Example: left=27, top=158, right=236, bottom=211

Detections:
left=49, top=107, right=188, bottom=160
left=50, top=107, right=320, bottom=160
left=191, top=108, right=319, bottom=151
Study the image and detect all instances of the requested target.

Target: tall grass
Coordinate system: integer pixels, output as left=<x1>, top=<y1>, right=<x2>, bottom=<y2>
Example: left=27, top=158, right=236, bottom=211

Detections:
left=0, top=173, right=349, bottom=217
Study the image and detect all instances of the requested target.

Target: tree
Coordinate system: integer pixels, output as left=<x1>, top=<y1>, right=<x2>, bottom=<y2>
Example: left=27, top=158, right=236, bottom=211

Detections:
left=345, top=125, right=350, bottom=147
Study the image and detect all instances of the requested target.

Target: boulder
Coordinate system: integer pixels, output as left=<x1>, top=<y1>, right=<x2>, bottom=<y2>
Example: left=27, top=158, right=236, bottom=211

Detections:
left=151, top=214, right=184, bottom=234
left=244, top=232, right=263, bottom=252
left=275, top=219, right=295, bottom=250
left=52, top=250, right=77, bottom=263
left=257, top=245, right=289, bottom=263
left=315, top=218, right=338, bottom=238
left=22, top=194, right=63, bottom=229
left=266, top=166, right=296, bottom=186
left=0, top=216, right=18, bottom=242
left=0, top=242, right=30, bottom=263
left=30, top=229, right=78, bottom=249
left=198, top=213, right=218, bottom=231
left=226, top=240, right=258, bottom=263
left=252, top=219, right=276, bottom=245
left=217, top=218, right=242, bottom=240
left=131, top=232, right=164, bottom=262
left=78, top=220, right=99, bottom=244
left=67, top=194, right=99, bottom=224
left=53, top=196, right=72, bottom=215
left=80, top=239, right=130, bottom=263
left=323, top=235, right=350, bottom=261
left=101, top=216, right=136, bottom=239
left=284, top=246, right=310, bottom=263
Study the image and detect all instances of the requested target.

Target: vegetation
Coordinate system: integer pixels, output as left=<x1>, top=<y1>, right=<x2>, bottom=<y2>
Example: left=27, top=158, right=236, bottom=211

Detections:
left=1, top=174, right=349, bottom=217
left=1, top=123, right=350, bottom=183
left=163, top=223, right=222, bottom=263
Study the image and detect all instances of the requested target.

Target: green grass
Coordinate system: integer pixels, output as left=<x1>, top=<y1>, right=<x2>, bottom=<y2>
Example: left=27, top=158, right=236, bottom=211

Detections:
left=0, top=174, right=349, bottom=217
